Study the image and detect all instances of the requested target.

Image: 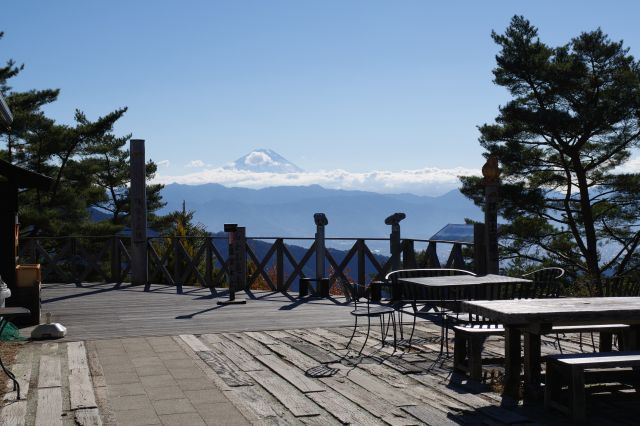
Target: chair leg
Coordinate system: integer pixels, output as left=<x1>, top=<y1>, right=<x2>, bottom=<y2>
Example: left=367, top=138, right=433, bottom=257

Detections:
left=408, top=314, right=417, bottom=348
left=391, top=312, right=397, bottom=351
left=347, top=316, right=359, bottom=350
left=358, top=316, right=372, bottom=356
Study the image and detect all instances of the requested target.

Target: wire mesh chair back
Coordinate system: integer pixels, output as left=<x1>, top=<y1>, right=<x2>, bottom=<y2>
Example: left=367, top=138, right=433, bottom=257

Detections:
left=385, top=268, right=477, bottom=305
left=521, top=267, right=565, bottom=299
left=603, top=275, right=640, bottom=297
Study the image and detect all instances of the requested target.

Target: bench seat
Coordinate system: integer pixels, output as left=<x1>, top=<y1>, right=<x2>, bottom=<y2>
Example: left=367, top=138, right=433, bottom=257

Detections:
left=545, top=351, right=640, bottom=421
left=453, top=323, right=631, bottom=381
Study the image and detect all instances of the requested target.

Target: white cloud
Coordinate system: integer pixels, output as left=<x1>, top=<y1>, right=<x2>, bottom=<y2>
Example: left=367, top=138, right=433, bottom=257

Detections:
left=186, top=160, right=207, bottom=168
left=616, top=156, right=640, bottom=174
left=244, top=151, right=277, bottom=167
left=153, top=166, right=480, bottom=196
left=156, top=160, right=171, bottom=168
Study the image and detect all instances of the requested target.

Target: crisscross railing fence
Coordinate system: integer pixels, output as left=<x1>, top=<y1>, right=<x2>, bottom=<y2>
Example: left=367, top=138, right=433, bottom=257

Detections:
left=18, top=233, right=477, bottom=298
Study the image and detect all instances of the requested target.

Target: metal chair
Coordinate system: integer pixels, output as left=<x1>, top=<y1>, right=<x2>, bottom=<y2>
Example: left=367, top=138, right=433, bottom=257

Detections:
left=345, top=280, right=397, bottom=356
left=385, top=268, right=477, bottom=355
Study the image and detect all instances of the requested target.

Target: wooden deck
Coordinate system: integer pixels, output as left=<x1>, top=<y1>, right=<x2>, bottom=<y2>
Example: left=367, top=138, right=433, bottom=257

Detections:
left=1, top=283, right=638, bottom=425
left=29, top=283, right=359, bottom=341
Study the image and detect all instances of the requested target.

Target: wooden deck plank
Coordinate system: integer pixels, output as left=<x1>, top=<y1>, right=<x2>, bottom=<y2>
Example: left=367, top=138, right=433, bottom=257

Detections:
left=213, top=338, right=264, bottom=372
left=198, top=350, right=255, bottom=387
left=306, top=388, right=385, bottom=426
left=35, top=387, right=62, bottom=426
left=175, top=335, right=306, bottom=425
left=254, top=354, right=325, bottom=393
left=0, top=401, right=28, bottom=426
left=74, top=408, right=102, bottom=426
left=67, top=341, right=99, bottom=411
left=247, top=370, right=322, bottom=418
left=37, top=355, right=61, bottom=389
left=222, top=332, right=274, bottom=356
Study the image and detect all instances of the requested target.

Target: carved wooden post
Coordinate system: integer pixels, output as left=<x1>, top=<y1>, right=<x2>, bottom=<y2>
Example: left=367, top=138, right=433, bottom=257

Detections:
left=218, top=224, right=246, bottom=305
left=385, top=212, right=406, bottom=300
left=130, top=139, right=148, bottom=286
left=482, top=156, right=500, bottom=274
left=473, top=223, right=487, bottom=275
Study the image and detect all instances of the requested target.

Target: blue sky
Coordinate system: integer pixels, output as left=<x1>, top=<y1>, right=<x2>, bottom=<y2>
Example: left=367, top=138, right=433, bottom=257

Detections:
left=3, top=1, right=640, bottom=195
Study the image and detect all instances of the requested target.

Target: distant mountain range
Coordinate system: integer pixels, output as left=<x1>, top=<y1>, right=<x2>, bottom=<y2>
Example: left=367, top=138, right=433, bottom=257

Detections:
left=224, top=148, right=304, bottom=173
left=158, top=183, right=482, bottom=253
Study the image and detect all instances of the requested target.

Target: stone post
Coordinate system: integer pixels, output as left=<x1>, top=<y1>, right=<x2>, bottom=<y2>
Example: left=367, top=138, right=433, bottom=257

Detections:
left=385, top=212, right=406, bottom=300
left=314, top=213, right=328, bottom=280
left=218, top=223, right=246, bottom=305
left=482, top=155, right=500, bottom=274
left=130, top=139, right=148, bottom=286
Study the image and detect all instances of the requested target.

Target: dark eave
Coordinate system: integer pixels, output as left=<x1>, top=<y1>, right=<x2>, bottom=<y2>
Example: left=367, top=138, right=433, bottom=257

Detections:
left=0, top=159, right=53, bottom=190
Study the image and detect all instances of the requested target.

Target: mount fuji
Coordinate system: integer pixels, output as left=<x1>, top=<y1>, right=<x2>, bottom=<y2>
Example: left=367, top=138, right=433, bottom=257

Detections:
left=225, top=148, right=303, bottom=173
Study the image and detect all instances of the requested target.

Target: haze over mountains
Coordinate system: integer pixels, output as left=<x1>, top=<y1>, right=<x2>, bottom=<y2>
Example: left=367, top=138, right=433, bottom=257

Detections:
left=157, top=148, right=479, bottom=197
left=156, top=149, right=483, bottom=253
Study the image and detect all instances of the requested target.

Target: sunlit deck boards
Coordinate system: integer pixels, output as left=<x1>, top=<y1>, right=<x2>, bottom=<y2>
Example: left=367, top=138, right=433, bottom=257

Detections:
left=3, top=323, right=640, bottom=425
left=2, top=282, right=637, bottom=425
left=33, top=283, right=357, bottom=341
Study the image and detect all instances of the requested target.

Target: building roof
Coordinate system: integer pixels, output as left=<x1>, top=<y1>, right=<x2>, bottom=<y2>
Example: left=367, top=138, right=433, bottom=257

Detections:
left=0, top=159, right=53, bottom=190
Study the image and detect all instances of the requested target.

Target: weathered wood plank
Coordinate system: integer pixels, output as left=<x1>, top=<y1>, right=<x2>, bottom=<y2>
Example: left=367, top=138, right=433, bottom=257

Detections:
left=68, top=373, right=97, bottom=411
left=307, top=388, right=385, bottom=425
left=37, top=355, right=61, bottom=388
left=176, top=334, right=304, bottom=425
left=179, top=334, right=210, bottom=352
left=247, top=370, right=322, bottom=417
left=401, top=405, right=459, bottom=426
left=222, top=332, right=273, bottom=356
left=67, top=341, right=89, bottom=371
left=2, top=352, right=33, bottom=400
left=198, top=350, right=255, bottom=387
left=35, top=387, right=62, bottom=426
left=255, top=354, right=325, bottom=393
left=214, top=338, right=264, bottom=372
left=246, top=331, right=281, bottom=346
left=0, top=401, right=27, bottom=426
left=74, top=408, right=102, bottom=426
left=201, top=333, right=224, bottom=344
left=67, top=341, right=98, bottom=411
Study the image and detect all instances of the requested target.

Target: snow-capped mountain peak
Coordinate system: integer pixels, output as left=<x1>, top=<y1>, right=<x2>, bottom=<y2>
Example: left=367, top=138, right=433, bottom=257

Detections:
left=225, top=149, right=304, bottom=173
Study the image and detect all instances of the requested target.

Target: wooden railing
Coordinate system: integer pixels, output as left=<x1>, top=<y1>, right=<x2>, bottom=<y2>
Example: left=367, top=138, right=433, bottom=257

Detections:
left=18, top=234, right=477, bottom=297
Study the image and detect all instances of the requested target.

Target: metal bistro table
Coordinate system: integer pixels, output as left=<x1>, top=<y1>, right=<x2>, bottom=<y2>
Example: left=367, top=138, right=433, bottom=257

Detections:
left=396, top=274, right=531, bottom=349
left=461, top=297, right=640, bottom=401
left=397, top=274, right=532, bottom=301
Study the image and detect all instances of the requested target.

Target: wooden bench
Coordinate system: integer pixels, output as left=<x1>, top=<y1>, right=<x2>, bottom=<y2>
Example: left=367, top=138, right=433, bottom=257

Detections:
left=544, top=351, right=640, bottom=421
left=453, top=323, right=631, bottom=381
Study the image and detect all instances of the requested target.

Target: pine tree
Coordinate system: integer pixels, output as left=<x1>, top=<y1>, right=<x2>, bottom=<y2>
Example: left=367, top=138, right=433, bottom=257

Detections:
left=460, top=16, right=640, bottom=293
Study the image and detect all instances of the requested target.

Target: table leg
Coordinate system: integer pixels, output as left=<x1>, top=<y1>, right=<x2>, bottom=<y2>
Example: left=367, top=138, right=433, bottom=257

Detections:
left=503, top=326, right=521, bottom=400
left=523, top=332, right=542, bottom=400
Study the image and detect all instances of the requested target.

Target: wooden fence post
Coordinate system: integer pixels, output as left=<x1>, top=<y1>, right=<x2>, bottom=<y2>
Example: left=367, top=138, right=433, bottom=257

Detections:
left=276, top=238, right=284, bottom=292
left=111, top=236, right=120, bottom=284
left=205, top=236, right=213, bottom=288
left=130, top=139, right=148, bottom=286
left=402, top=239, right=416, bottom=269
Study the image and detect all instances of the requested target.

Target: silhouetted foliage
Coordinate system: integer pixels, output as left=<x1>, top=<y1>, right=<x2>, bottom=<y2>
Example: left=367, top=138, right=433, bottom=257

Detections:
left=461, top=16, right=640, bottom=294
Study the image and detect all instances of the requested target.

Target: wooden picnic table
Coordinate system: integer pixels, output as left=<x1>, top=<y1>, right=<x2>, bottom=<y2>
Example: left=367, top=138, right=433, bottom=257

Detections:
left=461, top=297, right=640, bottom=401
